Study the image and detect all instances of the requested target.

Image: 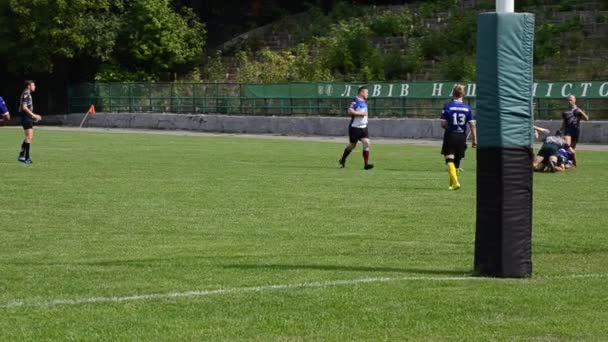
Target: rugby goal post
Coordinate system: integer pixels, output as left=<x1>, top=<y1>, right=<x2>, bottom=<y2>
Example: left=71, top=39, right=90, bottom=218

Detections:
left=474, top=0, right=534, bottom=278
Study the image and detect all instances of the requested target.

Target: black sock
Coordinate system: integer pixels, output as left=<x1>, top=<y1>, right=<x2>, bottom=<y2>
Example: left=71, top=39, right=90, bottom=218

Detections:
left=24, top=143, right=31, bottom=159
left=455, top=158, right=461, bottom=169
left=19, top=141, right=26, bottom=157
left=340, top=147, right=353, bottom=162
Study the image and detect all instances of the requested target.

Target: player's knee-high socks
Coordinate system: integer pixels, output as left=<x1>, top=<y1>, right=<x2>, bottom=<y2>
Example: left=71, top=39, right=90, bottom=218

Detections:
left=363, top=147, right=370, bottom=166
left=340, top=146, right=353, bottom=163
left=24, top=143, right=31, bottom=159
left=446, top=158, right=459, bottom=190
left=19, top=141, right=28, bottom=158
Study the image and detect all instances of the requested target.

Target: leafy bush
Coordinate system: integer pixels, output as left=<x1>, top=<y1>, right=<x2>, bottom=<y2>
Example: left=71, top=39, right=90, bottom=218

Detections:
left=233, top=45, right=333, bottom=83
left=291, top=44, right=333, bottom=81
left=328, top=1, right=366, bottom=22
left=558, top=0, right=584, bottom=11
left=94, top=64, right=156, bottom=82
left=536, top=23, right=561, bottom=62
left=383, top=44, right=424, bottom=80
left=202, top=52, right=229, bottom=82
left=317, top=21, right=381, bottom=79
left=439, top=53, right=476, bottom=82
left=419, top=30, right=446, bottom=59
left=368, top=9, right=413, bottom=37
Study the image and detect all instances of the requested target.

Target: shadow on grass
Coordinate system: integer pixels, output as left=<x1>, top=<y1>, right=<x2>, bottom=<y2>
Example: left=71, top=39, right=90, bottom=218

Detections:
left=222, top=264, right=472, bottom=276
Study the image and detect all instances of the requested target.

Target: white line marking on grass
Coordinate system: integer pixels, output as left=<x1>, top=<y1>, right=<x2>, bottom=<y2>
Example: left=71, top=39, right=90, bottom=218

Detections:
left=2, top=274, right=606, bottom=309
left=0, top=275, right=474, bottom=309
left=556, top=273, right=608, bottom=279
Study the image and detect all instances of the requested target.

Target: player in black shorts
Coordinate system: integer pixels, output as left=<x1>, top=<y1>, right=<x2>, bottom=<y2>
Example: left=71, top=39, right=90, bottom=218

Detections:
left=339, top=87, right=373, bottom=170
left=440, top=85, right=477, bottom=191
left=18, top=80, right=42, bottom=164
left=560, top=95, right=588, bottom=166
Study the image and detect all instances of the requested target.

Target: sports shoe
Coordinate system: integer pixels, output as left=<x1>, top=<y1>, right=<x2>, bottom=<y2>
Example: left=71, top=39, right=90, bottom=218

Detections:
left=338, top=159, right=345, bottom=168
left=364, top=164, right=374, bottom=170
left=450, top=182, right=461, bottom=191
left=17, top=156, right=26, bottom=163
left=24, top=158, right=33, bottom=164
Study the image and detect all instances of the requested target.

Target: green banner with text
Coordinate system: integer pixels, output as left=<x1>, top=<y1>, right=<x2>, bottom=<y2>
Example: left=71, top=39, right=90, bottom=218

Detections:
left=243, top=81, right=608, bottom=99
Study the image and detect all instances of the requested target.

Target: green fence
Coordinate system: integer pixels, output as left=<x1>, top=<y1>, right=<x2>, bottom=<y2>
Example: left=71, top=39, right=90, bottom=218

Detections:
left=68, top=81, right=608, bottom=119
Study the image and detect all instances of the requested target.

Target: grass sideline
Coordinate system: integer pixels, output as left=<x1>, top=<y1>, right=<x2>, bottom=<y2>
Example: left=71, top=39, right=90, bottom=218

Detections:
left=1, top=129, right=607, bottom=340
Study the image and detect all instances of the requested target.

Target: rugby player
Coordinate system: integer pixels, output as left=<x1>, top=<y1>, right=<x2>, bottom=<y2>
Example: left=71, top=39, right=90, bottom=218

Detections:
left=533, top=132, right=575, bottom=172
left=0, top=96, right=9, bottom=126
left=561, top=95, right=588, bottom=165
left=338, top=86, right=374, bottom=170
left=18, top=80, right=42, bottom=164
left=440, top=84, right=477, bottom=191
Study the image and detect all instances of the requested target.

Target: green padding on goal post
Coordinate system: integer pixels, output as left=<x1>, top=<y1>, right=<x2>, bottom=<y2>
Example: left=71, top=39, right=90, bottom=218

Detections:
left=476, top=13, right=535, bottom=148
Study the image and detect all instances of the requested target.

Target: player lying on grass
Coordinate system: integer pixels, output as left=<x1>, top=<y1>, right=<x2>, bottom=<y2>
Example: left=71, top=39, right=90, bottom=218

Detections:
left=556, top=148, right=575, bottom=170
left=533, top=132, right=575, bottom=172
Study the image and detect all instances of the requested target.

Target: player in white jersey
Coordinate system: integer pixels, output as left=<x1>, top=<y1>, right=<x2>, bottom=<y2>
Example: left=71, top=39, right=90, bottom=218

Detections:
left=338, top=86, right=374, bottom=170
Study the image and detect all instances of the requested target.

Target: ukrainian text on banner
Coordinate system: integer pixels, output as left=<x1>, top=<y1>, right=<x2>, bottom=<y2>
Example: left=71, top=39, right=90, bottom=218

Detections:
left=244, top=81, right=608, bottom=99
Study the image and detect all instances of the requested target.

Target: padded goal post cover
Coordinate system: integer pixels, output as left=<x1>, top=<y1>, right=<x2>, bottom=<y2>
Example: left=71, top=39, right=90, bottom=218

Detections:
left=476, top=13, right=535, bottom=148
left=475, top=13, right=535, bottom=278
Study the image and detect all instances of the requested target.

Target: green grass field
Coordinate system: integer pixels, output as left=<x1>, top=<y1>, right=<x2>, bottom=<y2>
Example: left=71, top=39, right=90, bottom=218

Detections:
left=1, top=128, right=607, bottom=341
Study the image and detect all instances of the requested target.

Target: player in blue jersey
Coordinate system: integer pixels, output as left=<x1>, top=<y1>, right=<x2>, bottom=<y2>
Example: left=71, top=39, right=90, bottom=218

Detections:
left=0, top=96, right=10, bottom=126
left=18, top=80, right=42, bottom=164
left=440, top=84, right=477, bottom=190
left=556, top=148, right=574, bottom=170
left=338, top=86, right=374, bottom=170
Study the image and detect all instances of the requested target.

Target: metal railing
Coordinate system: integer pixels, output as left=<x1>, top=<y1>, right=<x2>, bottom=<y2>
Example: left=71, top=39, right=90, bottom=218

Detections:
left=68, top=82, right=608, bottom=119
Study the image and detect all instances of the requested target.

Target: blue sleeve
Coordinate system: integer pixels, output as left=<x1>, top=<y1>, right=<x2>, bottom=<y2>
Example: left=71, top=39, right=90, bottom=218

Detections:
left=440, top=105, right=449, bottom=120
left=467, top=107, right=475, bottom=122
left=350, top=100, right=358, bottom=111
left=0, top=98, right=7, bottom=114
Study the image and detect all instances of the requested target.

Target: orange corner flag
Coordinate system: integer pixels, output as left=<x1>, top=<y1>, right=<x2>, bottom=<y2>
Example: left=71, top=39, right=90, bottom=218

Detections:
left=88, top=104, right=96, bottom=115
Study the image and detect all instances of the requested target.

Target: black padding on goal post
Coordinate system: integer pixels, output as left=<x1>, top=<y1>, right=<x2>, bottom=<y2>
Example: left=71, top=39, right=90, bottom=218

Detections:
left=475, top=147, right=533, bottom=277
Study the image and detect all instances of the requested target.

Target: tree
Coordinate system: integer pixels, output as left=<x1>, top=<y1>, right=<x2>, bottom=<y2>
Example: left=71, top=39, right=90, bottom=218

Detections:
left=112, top=0, right=206, bottom=78
left=0, top=0, right=206, bottom=81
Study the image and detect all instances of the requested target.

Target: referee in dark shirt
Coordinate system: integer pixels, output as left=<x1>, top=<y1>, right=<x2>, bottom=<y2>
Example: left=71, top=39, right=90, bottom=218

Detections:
left=560, top=95, right=588, bottom=166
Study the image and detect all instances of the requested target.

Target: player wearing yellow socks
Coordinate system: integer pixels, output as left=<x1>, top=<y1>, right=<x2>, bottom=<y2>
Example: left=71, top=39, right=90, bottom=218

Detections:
left=440, top=85, right=477, bottom=190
